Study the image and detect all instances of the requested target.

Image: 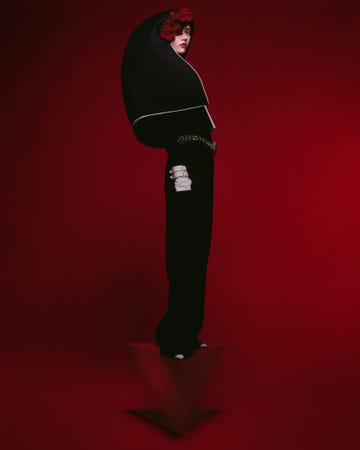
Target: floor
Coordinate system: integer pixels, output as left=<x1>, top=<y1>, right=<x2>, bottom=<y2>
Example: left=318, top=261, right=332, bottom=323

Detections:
left=3, top=346, right=359, bottom=450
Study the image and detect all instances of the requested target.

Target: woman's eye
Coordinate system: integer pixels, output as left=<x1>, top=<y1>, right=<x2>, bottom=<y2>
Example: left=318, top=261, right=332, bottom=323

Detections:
left=176, top=28, right=191, bottom=36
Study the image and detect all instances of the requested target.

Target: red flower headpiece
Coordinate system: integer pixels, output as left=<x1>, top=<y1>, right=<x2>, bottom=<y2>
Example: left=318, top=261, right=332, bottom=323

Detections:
left=159, top=8, right=193, bottom=42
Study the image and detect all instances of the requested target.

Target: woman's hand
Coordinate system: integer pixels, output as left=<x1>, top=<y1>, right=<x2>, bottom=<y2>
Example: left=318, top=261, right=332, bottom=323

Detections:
left=169, top=165, right=192, bottom=192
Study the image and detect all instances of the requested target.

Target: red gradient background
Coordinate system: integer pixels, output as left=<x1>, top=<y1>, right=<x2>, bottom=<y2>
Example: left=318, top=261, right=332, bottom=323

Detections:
left=2, top=1, right=360, bottom=449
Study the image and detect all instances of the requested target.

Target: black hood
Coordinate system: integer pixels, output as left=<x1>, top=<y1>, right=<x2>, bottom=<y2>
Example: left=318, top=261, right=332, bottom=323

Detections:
left=121, top=10, right=213, bottom=147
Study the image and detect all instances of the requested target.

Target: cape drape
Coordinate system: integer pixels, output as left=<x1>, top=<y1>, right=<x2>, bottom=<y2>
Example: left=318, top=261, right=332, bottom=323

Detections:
left=121, top=10, right=214, bottom=148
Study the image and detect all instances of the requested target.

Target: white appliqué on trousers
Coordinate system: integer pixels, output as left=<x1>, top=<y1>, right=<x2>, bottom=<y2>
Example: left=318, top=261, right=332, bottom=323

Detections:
left=169, top=165, right=192, bottom=192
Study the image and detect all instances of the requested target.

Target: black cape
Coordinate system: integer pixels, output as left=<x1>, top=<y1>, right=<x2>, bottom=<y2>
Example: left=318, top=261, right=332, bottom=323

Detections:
left=121, top=10, right=215, bottom=148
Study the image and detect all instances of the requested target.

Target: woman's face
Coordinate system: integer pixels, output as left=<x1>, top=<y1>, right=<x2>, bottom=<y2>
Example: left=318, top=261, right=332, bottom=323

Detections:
left=170, top=25, right=191, bottom=55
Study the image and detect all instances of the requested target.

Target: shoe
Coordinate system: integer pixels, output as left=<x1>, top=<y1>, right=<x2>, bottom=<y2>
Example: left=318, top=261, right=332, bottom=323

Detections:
left=198, top=342, right=208, bottom=348
left=160, top=346, right=194, bottom=360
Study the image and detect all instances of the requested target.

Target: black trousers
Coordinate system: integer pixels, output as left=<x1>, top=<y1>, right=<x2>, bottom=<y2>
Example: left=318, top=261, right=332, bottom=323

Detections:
left=155, top=141, right=214, bottom=356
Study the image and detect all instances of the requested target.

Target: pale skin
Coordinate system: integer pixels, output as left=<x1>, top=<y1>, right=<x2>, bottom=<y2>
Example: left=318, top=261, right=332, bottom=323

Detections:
left=170, top=25, right=191, bottom=55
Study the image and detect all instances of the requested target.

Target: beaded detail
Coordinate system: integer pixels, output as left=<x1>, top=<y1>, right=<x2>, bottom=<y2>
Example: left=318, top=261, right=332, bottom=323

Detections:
left=176, top=134, right=217, bottom=153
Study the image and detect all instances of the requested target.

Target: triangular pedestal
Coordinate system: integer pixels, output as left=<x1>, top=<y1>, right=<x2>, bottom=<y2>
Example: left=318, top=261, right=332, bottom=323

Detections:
left=129, top=408, right=218, bottom=436
left=128, top=343, right=225, bottom=435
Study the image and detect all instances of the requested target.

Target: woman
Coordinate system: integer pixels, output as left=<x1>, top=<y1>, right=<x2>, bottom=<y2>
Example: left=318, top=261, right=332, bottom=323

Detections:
left=121, top=8, right=216, bottom=360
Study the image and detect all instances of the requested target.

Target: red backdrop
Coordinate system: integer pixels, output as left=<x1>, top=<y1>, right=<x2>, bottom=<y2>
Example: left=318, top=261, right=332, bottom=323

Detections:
left=3, top=1, right=360, bottom=449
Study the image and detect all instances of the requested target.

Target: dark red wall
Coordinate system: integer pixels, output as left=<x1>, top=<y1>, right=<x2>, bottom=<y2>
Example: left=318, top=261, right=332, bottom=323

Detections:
left=3, top=0, right=360, bottom=383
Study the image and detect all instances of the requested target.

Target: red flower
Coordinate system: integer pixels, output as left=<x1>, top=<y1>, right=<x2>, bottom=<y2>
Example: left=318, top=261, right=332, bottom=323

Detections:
left=160, top=24, right=175, bottom=41
left=159, top=8, right=193, bottom=42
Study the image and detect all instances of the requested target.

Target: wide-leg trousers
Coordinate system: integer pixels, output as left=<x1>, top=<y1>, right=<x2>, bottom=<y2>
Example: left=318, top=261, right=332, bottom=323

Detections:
left=155, top=141, right=214, bottom=356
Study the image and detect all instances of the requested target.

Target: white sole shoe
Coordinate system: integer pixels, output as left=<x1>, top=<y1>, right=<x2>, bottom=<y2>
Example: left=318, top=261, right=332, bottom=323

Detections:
left=174, top=354, right=185, bottom=360
left=199, top=342, right=208, bottom=348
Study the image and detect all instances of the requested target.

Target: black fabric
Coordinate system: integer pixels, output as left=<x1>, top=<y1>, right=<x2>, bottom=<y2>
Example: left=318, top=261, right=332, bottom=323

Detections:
left=121, top=10, right=213, bottom=147
left=133, top=107, right=214, bottom=149
left=155, top=142, right=214, bottom=358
